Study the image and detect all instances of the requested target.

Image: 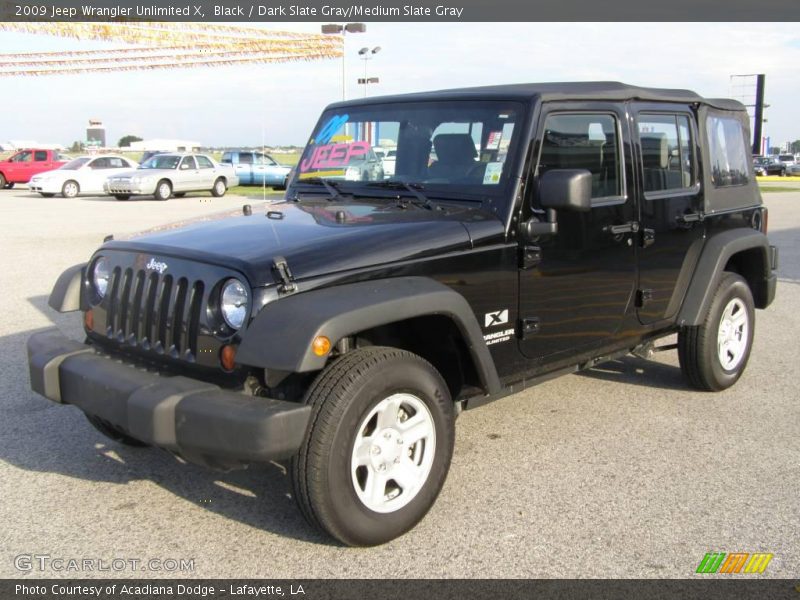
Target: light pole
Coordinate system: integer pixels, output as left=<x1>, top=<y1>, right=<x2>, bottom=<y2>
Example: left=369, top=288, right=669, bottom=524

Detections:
left=321, top=23, right=366, bottom=101
left=358, top=46, right=381, bottom=98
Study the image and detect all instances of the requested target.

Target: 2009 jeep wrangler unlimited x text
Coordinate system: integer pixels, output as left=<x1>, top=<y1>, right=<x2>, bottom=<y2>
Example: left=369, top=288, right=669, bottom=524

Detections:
left=28, top=82, right=777, bottom=546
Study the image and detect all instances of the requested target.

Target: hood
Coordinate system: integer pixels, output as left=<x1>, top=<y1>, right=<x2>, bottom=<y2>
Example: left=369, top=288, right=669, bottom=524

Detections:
left=102, top=200, right=503, bottom=286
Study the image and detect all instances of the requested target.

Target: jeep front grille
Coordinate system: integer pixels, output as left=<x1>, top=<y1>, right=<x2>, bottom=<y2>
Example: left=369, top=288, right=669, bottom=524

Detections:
left=104, top=266, right=204, bottom=361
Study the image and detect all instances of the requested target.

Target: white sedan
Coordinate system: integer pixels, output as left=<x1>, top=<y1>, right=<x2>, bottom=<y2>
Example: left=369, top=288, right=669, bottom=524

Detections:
left=29, top=155, right=138, bottom=198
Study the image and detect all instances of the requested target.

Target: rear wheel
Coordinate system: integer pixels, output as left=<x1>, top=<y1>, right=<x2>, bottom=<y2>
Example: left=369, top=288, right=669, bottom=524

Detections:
left=154, top=180, right=171, bottom=201
left=678, top=272, right=755, bottom=391
left=211, top=178, right=227, bottom=197
left=85, top=414, right=148, bottom=447
left=291, top=347, right=455, bottom=546
left=61, top=180, right=79, bottom=198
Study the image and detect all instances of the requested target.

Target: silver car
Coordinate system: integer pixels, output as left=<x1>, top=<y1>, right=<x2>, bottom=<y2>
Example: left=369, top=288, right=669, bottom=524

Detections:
left=104, top=153, right=239, bottom=201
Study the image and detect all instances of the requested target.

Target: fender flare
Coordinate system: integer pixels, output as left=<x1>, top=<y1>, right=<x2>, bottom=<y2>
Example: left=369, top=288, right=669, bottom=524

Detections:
left=48, top=263, right=86, bottom=312
left=237, top=276, right=501, bottom=394
left=677, top=229, right=771, bottom=326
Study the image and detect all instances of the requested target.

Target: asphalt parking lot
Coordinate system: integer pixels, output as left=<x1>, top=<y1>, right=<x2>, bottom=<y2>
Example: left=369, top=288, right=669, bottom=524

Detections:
left=0, top=186, right=797, bottom=579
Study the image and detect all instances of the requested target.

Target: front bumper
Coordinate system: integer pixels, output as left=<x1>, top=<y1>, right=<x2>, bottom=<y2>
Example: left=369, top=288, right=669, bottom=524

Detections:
left=104, top=181, right=152, bottom=195
left=27, top=328, right=311, bottom=469
left=29, top=181, right=60, bottom=194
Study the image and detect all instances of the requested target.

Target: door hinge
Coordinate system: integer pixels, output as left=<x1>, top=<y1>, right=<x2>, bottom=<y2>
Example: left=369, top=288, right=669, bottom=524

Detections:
left=272, top=256, right=297, bottom=295
left=636, top=289, right=653, bottom=307
left=520, top=317, right=540, bottom=340
left=520, top=245, right=542, bottom=270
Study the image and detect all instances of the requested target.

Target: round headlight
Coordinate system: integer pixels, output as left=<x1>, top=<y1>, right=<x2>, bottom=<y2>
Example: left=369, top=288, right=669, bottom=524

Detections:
left=91, top=256, right=111, bottom=298
left=220, top=278, right=249, bottom=329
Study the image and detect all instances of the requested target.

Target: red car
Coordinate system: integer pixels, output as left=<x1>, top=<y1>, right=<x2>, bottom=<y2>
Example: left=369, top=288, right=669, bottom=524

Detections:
left=0, top=149, right=69, bottom=188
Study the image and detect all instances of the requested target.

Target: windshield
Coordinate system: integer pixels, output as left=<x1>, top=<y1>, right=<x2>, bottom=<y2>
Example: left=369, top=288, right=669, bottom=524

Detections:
left=294, top=100, right=525, bottom=198
left=778, top=154, right=794, bottom=161
left=140, top=155, right=180, bottom=170
left=61, top=157, right=91, bottom=170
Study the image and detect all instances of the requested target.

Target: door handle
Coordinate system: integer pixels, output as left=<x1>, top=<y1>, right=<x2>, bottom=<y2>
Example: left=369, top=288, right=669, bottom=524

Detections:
left=603, top=221, right=639, bottom=235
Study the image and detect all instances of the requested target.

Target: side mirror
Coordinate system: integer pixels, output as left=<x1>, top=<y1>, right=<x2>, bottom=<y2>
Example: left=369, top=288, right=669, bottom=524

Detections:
left=538, top=169, right=592, bottom=212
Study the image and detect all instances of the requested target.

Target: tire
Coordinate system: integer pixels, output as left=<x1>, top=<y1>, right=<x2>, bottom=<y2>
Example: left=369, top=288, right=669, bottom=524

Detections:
left=40, top=193, right=55, bottom=198
left=211, top=178, right=227, bottom=197
left=85, top=414, right=148, bottom=447
left=114, top=195, right=131, bottom=201
left=153, top=180, right=172, bottom=201
left=274, top=176, right=288, bottom=191
left=5, top=182, right=13, bottom=189
left=62, top=180, right=80, bottom=198
left=291, top=347, right=455, bottom=546
left=173, top=192, right=186, bottom=198
left=678, top=272, right=755, bottom=391
left=0, top=173, right=6, bottom=188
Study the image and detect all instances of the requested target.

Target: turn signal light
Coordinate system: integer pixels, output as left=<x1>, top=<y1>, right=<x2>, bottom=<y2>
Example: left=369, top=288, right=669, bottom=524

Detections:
left=312, top=336, right=331, bottom=357
left=84, top=309, right=94, bottom=331
left=220, top=344, right=237, bottom=371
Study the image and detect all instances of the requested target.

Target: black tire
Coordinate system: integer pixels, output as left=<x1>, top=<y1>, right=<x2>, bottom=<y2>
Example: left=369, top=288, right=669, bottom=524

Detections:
left=153, top=180, right=171, bottom=201
left=211, top=178, right=227, bottom=197
left=291, top=347, right=455, bottom=546
left=0, top=173, right=6, bottom=188
left=173, top=192, right=186, bottom=198
left=274, top=176, right=288, bottom=191
left=114, top=195, right=131, bottom=201
left=85, top=414, right=148, bottom=447
left=61, top=180, right=80, bottom=198
left=678, top=272, right=755, bottom=391
left=40, top=193, right=55, bottom=198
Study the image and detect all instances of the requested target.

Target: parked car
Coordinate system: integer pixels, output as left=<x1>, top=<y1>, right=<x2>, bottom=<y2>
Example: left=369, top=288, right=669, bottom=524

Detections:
left=382, top=148, right=397, bottom=178
left=104, top=153, right=239, bottom=200
left=29, top=155, right=138, bottom=198
left=753, top=156, right=786, bottom=176
left=787, top=163, right=800, bottom=176
left=220, top=150, right=291, bottom=188
left=0, top=149, right=68, bottom=188
left=777, top=154, right=796, bottom=168
left=140, top=150, right=169, bottom=163
left=28, top=82, right=777, bottom=547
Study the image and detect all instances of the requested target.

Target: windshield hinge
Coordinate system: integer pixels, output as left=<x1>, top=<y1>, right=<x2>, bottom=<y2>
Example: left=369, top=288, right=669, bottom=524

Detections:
left=272, top=256, right=297, bottom=295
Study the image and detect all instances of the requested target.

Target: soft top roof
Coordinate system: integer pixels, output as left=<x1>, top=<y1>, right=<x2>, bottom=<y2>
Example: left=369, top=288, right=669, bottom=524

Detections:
left=331, top=81, right=744, bottom=111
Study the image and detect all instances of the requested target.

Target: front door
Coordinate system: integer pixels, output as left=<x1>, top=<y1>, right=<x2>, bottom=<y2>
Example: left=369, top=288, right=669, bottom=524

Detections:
left=631, top=105, right=705, bottom=324
left=519, top=104, right=637, bottom=362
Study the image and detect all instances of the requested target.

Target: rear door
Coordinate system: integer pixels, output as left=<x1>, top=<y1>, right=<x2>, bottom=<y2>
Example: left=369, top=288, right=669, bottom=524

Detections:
left=632, top=105, right=705, bottom=324
left=518, top=103, right=637, bottom=362
left=235, top=152, right=254, bottom=184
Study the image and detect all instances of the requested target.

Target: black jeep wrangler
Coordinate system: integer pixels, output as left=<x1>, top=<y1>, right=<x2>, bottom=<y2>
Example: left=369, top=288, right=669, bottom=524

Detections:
left=28, top=82, right=777, bottom=546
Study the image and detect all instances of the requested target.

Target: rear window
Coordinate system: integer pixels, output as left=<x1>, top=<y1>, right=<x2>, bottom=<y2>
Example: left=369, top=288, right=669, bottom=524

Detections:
left=706, top=115, right=749, bottom=187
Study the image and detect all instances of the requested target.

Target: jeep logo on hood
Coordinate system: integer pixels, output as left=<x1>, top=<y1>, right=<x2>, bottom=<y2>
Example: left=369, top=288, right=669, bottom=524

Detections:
left=145, top=258, right=168, bottom=274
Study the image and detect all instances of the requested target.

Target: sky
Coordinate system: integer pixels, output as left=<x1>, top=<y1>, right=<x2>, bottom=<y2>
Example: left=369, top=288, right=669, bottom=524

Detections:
left=1, top=22, right=799, bottom=149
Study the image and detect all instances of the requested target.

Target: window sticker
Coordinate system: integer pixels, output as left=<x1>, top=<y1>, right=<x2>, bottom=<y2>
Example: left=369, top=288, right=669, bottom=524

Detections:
left=483, top=162, right=504, bottom=185
left=300, top=141, right=371, bottom=174
left=486, top=131, right=503, bottom=150
left=313, top=114, right=349, bottom=146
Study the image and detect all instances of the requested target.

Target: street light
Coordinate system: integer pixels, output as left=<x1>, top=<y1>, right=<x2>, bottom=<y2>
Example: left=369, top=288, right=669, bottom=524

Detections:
left=321, top=23, right=366, bottom=101
left=358, top=46, right=381, bottom=98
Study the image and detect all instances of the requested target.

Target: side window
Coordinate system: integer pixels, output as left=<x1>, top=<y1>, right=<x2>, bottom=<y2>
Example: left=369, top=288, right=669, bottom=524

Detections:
left=238, top=153, right=253, bottom=165
left=107, top=158, right=124, bottom=168
left=537, top=113, right=622, bottom=200
left=89, top=158, right=107, bottom=169
left=638, top=113, right=696, bottom=193
left=12, top=151, right=32, bottom=162
left=221, top=152, right=232, bottom=164
left=34, top=151, right=48, bottom=161
left=196, top=155, right=214, bottom=169
left=180, top=156, right=197, bottom=170
left=706, top=115, right=749, bottom=187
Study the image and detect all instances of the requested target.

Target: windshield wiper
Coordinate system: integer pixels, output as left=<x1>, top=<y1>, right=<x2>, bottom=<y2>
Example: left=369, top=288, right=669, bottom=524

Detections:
left=366, top=180, right=434, bottom=210
left=295, top=177, right=344, bottom=200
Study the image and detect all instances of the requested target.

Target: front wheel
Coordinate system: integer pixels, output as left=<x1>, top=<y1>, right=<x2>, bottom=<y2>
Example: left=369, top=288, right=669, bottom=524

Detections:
left=0, top=173, right=7, bottom=188
left=211, top=178, right=227, bottom=197
left=153, top=180, right=171, bottom=201
left=62, top=180, right=80, bottom=198
left=291, top=347, right=455, bottom=546
left=678, top=272, right=755, bottom=391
